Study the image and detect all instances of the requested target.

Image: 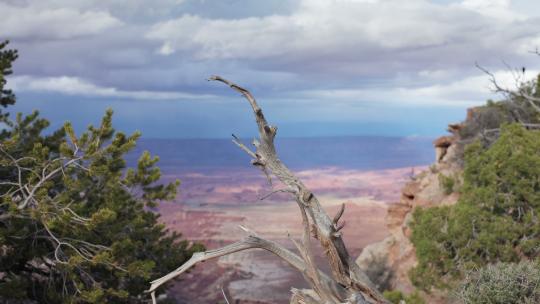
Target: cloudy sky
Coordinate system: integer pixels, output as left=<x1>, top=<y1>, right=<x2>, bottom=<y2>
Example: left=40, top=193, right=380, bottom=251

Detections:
left=3, top=0, right=540, bottom=138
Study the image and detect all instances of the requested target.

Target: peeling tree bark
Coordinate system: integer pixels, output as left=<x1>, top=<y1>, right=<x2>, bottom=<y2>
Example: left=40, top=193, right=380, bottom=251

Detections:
left=148, top=76, right=388, bottom=304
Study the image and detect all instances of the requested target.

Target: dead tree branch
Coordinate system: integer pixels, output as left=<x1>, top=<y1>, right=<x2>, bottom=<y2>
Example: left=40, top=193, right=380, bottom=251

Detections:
left=149, top=76, right=387, bottom=303
left=149, top=233, right=348, bottom=301
left=476, top=62, right=540, bottom=113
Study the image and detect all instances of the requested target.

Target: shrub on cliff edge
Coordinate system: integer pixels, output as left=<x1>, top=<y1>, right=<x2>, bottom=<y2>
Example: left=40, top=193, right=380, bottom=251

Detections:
left=455, top=261, right=540, bottom=304
left=410, top=123, right=540, bottom=290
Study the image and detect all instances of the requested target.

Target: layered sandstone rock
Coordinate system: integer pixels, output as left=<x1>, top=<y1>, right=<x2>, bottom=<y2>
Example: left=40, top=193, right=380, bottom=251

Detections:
left=356, top=123, right=464, bottom=298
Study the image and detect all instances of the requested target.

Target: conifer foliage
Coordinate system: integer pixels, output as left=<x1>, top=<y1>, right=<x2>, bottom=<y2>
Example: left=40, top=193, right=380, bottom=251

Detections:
left=0, top=40, right=17, bottom=119
left=410, top=123, right=540, bottom=290
left=0, top=40, right=203, bottom=303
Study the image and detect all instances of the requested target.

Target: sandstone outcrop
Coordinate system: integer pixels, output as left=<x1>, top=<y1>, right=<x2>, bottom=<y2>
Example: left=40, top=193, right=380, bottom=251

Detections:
left=356, top=123, right=465, bottom=297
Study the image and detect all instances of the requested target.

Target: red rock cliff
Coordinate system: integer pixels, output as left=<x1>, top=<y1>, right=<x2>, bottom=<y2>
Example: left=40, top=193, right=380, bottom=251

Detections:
left=356, top=118, right=469, bottom=296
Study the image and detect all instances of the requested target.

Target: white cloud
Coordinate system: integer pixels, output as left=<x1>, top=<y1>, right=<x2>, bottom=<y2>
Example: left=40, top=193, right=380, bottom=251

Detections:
left=7, top=75, right=215, bottom=100
left=146, top=14, right=295, bottom=59
left=146, top=0, right=535, bottom=61
left=5, top=0, right=540, bottom=112
left=0, top=2, right=122, bottom=40
left=157, top=42, right=175, bottom=55
left=299, top=69, right=540, bottom=107
left=457, top=0, right=524, bottom=22
left=2, top=0, right=187, bottom=23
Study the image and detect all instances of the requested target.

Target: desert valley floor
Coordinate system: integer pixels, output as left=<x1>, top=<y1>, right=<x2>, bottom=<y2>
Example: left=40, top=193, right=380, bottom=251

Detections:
left=128, top=137, right=434, bottom=303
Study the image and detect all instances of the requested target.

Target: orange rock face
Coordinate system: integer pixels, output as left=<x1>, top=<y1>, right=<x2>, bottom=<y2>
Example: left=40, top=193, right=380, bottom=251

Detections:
left=386, top=203, right=411, bottom=230
left=357, top=123, right=464, bottom=301
left=433, top=136, right=453, bottom=148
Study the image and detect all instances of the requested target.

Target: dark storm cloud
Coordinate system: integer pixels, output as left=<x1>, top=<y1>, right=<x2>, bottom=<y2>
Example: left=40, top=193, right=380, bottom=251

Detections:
left=3, top=0, right=540, bottom=137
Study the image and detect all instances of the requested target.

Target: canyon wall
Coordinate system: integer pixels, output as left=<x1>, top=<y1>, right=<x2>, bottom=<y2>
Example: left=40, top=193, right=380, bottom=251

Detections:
left=356, top=115, right=472, bottom=296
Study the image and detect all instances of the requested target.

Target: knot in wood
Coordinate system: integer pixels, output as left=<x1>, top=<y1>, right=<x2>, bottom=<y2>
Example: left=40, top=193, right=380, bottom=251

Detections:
left=251, top=159, right=265, bottom=167
left=302, top=191, right=313, bottom=203
left=310, top=224, right=319, bottom=240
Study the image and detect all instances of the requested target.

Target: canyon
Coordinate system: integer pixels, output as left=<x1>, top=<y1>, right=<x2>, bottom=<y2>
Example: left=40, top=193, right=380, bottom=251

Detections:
left=158, top=166, right=424, bottom=303
left=128, top=136, right=435, bottom=303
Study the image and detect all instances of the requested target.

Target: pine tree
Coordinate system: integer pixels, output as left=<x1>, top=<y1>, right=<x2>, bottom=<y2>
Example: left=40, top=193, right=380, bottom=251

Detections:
left=0, top=41, right=203, bottom=303
left=410, top=124, right=540, bottom=290
left=0, top=40, right=17, bottom=120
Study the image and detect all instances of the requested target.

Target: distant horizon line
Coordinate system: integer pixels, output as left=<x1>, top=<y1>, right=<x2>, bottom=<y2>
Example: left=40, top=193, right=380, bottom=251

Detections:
left=137, top=134, right=438, bottom=141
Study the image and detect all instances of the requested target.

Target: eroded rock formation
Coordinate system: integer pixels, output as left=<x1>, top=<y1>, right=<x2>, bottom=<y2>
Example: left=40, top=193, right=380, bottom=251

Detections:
left=356, top=122, right=465, bottom=297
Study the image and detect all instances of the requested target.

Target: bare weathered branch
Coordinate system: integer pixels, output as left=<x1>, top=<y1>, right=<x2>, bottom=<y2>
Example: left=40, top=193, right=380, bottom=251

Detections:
left=208, top=76, right=385, bottom=303
left=333, top=203, right=346, bottom=226
left=259, top=188, right=295, bottom=200
left=232, top=134, right=257, bottom=159
left=148, top=233, right=348, bottom=303
left=151, top=76, right=387, bottom=304
left=221, top=287, right=231, bottom=304
left=290, top=288, right=321, bottom=304
left=476, top=62, right=540, bottom=114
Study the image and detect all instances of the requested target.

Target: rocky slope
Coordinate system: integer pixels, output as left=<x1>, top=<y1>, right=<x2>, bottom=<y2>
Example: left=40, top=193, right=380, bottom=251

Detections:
left=356, top=113, right=473, bottom=296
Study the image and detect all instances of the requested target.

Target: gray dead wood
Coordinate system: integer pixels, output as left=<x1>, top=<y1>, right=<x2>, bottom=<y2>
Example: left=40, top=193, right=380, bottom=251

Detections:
left=476, top=62, right=540, bottom=114
left=148, top=76, right=387, bottom=304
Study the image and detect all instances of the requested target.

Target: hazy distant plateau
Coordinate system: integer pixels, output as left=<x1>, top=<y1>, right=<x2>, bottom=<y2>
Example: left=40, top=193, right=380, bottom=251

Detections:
left=128, top=137, right=434, bottom=303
